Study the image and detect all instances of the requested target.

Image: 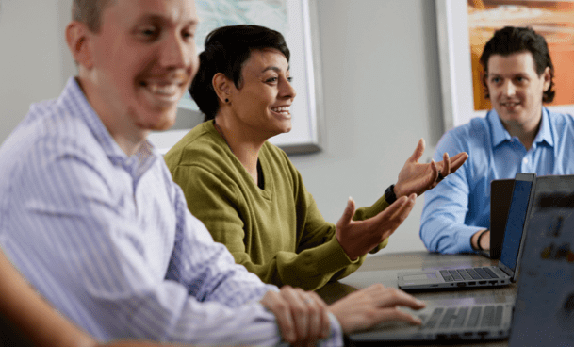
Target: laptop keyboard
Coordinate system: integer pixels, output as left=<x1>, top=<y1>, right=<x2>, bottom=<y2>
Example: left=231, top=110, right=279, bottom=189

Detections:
left=439, top=267, right=500, bottom=282
left=419, top=305, right=504, bottom=330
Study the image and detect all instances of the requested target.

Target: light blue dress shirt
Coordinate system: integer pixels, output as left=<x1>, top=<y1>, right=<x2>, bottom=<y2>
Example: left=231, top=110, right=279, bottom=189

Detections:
left=0, top=77, right=342, bottom=345
left=420, top=108, right=574, bottom=254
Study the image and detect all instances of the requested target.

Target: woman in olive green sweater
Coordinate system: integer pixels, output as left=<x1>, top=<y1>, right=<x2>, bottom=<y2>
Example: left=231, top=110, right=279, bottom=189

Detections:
left=165, top=25, right=467, bottom=290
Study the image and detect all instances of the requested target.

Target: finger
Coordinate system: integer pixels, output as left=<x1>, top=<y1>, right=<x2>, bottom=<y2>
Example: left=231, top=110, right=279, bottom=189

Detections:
left=261, top=290, right=296, bottom=342
left=304, top=293, right=325, bottom=342
left=377, top=288, right=426, bottom=309
left=443, top=152, right=451, bottom=175
left=372, top=307, right=423, bottom=325
left=287, top=289, right=310, bottom=342
left=336, top=197, right=355, bottom=229
left=409, top=138, right=425, bottom=162
left=449, top=152, right=468, bottom=173
left=385, top=194, right=416, bottom=226
left=306, top=292, right=330, bottom=338
left=430, top=159, right=439, bottom=184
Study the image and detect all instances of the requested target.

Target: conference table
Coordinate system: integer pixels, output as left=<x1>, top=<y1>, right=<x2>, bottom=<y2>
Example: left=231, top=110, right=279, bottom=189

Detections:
left=316, top=251, right=515, bottom=346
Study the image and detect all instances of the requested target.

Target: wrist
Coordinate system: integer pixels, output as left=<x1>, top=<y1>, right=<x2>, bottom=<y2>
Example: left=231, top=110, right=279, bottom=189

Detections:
left=472, top=229, right=488, bottom=251
left=385, top=184, right=398, bottom=204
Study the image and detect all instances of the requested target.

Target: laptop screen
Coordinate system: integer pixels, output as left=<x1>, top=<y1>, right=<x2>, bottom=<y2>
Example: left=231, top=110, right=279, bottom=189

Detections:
left=509, top=199, right=574, bottom=346
left=499, top=178, right=533, bottom=272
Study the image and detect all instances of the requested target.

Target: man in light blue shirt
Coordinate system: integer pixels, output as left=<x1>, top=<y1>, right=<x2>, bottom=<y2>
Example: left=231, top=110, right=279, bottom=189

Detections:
left=420, top=26, right=574, bottom=254
left=0, top=0, right=427, bottom=345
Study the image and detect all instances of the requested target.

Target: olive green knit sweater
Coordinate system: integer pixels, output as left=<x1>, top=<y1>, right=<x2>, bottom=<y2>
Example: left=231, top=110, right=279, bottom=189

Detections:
left=165, top=121, right=389, bottom=290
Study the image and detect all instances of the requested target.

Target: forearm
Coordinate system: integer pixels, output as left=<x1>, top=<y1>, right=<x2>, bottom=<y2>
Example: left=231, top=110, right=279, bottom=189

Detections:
left=233, top=238, right=362, bottom=290
left=419, top=216, right=484, bottom=254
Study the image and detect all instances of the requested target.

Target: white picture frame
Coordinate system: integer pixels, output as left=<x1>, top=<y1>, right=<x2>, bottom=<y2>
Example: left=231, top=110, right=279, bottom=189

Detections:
left=435, top=0, right=574, bottom=131
left=149, top=0, right=323, bottom=155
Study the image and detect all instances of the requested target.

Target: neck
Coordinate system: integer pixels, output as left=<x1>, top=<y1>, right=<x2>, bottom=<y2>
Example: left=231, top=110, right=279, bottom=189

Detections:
left=76, top=76, right=147, bottom=157
left=214, top=115, right=264, bottom=182
left=501, top=111, right=542, bottom=151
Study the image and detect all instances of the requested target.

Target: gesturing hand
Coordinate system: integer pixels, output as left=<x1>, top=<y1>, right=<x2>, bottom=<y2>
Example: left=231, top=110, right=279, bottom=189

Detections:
left=335, top=194, right=417, bottom=260
left=260, top=286, right=330, bottom=346
left=328, top=284, right=425, bottom=334
left=394, top=139, right=468, bottom=198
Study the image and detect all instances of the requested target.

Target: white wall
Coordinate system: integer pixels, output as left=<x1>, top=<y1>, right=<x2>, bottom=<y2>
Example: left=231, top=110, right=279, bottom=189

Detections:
left=0, top=0, right=445, bottom=254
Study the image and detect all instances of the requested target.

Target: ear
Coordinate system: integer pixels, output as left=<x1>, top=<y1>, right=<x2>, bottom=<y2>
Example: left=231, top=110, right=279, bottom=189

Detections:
left=542, top=66, right=551, bottom=91
left=212, top=73, right=233, bottom=104
left=66, top=21, right=93, bottom=70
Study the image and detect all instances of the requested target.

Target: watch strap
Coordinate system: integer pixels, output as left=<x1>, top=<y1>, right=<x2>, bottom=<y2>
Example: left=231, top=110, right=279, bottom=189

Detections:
left=385, top=184, right=397, bottom=205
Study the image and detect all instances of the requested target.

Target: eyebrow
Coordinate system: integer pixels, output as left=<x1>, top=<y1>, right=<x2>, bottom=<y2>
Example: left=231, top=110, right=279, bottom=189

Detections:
left=139, top=14, right=199, bottom=26
left=261, top=65, right=290, bottom=74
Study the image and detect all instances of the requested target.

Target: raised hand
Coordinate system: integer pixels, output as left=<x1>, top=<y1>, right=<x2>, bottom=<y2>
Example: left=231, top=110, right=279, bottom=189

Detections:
left=328, top=284, right=425, bottom=334
left=394, top=139, right=468, bottom=198
left=336, top=194, right=417, bottom=260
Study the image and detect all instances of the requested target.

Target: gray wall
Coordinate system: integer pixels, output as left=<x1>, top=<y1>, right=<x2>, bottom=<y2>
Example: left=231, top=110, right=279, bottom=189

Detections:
left=0, top=0, right=445, bottom=254
left=290, top=0, right=444, bottom=254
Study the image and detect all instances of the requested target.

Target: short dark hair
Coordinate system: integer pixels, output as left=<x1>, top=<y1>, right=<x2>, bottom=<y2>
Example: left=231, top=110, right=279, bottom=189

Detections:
left=190, top=25, right=290, bottom=121
left=480, top=26, right=555, bottom=103
left=73, top=0, right=115, bottom=33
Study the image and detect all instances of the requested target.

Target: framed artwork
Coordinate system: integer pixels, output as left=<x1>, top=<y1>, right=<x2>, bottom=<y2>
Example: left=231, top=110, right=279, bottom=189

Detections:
left=149, top=0, right=323, bottom=155
left=435, top=0, right=574, bottom=130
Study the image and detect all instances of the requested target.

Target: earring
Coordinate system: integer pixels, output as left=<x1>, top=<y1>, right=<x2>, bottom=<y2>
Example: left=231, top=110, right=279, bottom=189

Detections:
left=225, top=98, right=229, bottom=103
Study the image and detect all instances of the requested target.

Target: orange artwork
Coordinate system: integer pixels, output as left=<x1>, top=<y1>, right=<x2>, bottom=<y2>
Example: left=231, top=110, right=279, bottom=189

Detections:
left=468, top=0, right=574, bottom=111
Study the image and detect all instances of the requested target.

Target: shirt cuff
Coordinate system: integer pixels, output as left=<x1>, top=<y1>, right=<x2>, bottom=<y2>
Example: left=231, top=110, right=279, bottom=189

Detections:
left=456, top=226, right=487, bottom=254
left=321, top=312, right=344, bottom=346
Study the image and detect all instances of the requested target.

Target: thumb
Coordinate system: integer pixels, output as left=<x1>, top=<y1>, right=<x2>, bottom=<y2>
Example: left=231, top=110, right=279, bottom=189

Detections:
left=337, top=196, right=355, bottom=227
left=410, top=138, right=425, bottom=162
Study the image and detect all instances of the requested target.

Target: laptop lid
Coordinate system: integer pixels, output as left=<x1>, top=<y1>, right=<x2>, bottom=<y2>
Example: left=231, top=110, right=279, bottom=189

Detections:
left=497, top=173, right=536, bottom=281
left=489, top=178, right=515, bottom=259
left=508, top=192, right=574, bottom=346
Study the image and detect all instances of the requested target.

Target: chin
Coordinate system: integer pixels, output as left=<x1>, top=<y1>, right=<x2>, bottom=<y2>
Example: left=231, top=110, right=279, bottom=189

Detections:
left=143, top=113, right=177, bottom=131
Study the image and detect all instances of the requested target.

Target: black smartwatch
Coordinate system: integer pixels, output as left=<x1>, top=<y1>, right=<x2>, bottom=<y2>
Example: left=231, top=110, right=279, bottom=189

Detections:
left=385, top=184, right=397, bottom=205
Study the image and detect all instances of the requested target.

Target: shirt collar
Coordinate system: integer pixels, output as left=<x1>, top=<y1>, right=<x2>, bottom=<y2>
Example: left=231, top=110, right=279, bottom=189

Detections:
left=59, top=77, right=158, bottom=175
left=488, top=107, right=553, bottom=149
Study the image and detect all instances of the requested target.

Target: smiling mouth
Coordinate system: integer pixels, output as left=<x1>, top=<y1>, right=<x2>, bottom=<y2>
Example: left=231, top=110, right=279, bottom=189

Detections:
left=501, top=102, right=520, bottom=108
left=139, top=79, right=187, bottom=104
left=271, top=106, right=291, bottom=118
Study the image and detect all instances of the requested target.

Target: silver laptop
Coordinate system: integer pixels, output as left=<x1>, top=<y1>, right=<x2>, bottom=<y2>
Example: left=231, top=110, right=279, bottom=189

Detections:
left=508, top=191, right=574, bottom=346
left=350, top=300, right=515, bottom=342
left=398, top=173, right=536, bottom=291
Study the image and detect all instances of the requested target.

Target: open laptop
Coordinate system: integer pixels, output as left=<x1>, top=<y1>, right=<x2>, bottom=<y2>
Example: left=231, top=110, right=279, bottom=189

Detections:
left=508, top=192, right=574, bottom=346
left=398, top=173, right=536, bottom=291
left=350, top=177, right=573, bottom=344
left=489, top=178, right=516, bottom=259
left=350, top=298, right=515, bottom=342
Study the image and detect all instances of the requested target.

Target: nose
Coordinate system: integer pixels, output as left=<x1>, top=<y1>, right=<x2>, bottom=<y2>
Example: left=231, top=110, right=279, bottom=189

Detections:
left=160, top=32, right=193, bottom=70
left=502, top=79, right=516, bottom=97
left=280, top=77, right=297, bottom=101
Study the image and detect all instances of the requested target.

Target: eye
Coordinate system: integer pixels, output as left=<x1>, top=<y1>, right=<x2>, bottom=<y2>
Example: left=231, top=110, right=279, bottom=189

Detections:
left=490, top=76, right=501, bottom=84
left=287, top=76, right=293, bottom=83
left=138, top=25, right=159, bottom=40
left=182, top=26, right=196, bottom=41
left=265, top=77, right=278, bottom=83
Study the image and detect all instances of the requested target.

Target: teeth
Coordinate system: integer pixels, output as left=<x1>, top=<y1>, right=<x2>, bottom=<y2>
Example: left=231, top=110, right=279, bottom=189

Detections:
left=271, top=107, right=290, bottom=112
left=147, top=83, right=178, bottom=95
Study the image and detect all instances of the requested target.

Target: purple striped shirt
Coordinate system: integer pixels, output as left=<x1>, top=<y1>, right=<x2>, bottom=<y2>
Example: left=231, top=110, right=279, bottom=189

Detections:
left=0, top=77, right=342, bottom=345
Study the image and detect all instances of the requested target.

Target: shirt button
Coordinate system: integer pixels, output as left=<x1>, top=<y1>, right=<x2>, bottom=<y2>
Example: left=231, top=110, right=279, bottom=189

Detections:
left=523, top=157, right=529, bottom=164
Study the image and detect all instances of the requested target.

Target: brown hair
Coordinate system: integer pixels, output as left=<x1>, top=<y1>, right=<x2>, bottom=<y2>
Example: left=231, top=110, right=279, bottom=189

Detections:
left=72, top=0, right=116, bottom=33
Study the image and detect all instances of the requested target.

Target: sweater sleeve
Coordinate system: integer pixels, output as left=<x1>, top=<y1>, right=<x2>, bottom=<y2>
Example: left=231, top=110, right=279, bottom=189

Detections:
left=171, top=163, right=364, bottom=290
left=294, top=185, right=390, bottom=284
